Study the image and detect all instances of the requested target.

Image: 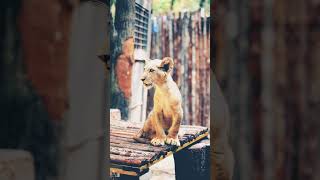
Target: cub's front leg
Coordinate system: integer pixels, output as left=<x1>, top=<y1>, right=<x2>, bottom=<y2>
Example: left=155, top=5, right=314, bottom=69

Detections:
left=150, top=111, right=166, bottom=146
left=133, top=111, right=154, bottom=142
left=166, top=109, right=182, bottom=146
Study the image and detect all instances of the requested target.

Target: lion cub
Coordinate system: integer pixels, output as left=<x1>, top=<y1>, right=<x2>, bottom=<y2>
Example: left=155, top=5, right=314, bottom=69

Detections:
left=133, top=57, right=183, bottom=146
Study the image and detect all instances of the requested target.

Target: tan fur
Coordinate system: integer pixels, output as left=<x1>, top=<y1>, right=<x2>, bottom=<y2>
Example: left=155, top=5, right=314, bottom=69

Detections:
left=133, top=57, right=183, bottom=146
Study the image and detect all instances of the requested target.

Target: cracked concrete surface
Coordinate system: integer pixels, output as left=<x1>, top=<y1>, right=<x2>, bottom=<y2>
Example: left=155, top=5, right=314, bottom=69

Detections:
left=140, top=155, right=176, bottom=180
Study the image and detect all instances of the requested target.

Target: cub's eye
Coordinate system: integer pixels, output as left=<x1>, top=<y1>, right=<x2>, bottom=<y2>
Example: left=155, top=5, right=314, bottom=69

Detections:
left=149, top=69, right=154, bottom=72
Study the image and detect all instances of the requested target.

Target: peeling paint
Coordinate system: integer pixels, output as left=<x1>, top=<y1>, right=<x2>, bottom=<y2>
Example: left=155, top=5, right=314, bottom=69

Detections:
left=116, top=37, right=134, bottom=99
left=19, top=0, right=74, bottom=121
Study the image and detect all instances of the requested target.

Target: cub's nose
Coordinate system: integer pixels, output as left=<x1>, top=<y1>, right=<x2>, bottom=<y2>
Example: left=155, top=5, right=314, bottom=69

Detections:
left=141, top=77, right=146, bottom=82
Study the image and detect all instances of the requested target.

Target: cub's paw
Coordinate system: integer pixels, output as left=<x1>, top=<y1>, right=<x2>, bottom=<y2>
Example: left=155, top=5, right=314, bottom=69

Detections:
left=165, top=137, right=181, bottom=146
left=151, top=137, right=165, bottom=146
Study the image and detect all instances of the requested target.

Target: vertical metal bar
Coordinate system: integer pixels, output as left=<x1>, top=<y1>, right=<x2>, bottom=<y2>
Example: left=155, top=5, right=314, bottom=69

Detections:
left=262, top=0, right=274, bottom=179
left=238, top=0, right=253, bottom=179
left=142, top=0, right=152, bottom=122
left=191, top=13, right=196, bottom=125
left=130, top=1, right=151, bottom=122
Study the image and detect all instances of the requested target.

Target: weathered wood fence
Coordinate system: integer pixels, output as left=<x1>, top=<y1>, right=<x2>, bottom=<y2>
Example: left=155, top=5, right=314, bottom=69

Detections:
left=149, top=11, right=210, bottom=126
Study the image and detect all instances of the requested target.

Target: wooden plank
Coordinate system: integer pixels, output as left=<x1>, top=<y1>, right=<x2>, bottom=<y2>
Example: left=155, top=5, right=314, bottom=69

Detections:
left=110, top=131, right=209, bottom=173
left=110, top=130, right=136, bottom=136
left=110, top=154, right=149, bottom=166
left=109, top=121, right=210, bottom=178
left=110, top=142, right=166, bottom=153
left=110, top=127, right=140, bottom=133
left=110, top=167, right=138, bottom=176
left=111, top=135, right=139, bottom=143
left=110, top=133, right=135, bottom=139
left=111, top=147, right=157, bottom=157
left=110, top=163, right=149, bottom=176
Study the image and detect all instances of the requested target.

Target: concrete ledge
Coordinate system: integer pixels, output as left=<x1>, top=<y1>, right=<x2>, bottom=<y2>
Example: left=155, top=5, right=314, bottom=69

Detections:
left=0, top=149, right=35, bottom=180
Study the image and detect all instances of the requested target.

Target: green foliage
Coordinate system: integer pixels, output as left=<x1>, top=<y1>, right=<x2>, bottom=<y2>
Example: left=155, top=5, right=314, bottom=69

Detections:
left=112, top=0, right=210, bottom=16
left=152, top=0, right=210, bottom=15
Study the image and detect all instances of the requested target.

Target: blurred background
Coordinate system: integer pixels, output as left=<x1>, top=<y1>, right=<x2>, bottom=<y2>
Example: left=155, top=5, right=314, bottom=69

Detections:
left=1, top=1, right=108, bottom=180
left=213, top=0, right=320, bottom=180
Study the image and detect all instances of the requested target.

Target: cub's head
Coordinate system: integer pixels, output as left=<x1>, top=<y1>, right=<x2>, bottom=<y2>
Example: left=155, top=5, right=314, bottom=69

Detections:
left=140, top=57, right=174, bottom=89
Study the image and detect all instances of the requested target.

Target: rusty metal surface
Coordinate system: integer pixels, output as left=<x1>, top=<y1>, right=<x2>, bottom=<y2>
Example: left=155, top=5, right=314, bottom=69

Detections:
left=110, top=120, right=209, bottom=175
left=19, top=0, right=75, bottom=121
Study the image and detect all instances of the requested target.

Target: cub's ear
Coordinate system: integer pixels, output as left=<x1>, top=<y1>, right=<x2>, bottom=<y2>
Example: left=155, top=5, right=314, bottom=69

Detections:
left=159, top=57, right=174, bottom=73
left=144, top=58, right=150, bottom=64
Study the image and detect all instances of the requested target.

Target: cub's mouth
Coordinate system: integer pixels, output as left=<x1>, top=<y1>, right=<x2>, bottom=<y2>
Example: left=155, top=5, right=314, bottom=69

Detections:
left=143, top=83, right=153, bottom=87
